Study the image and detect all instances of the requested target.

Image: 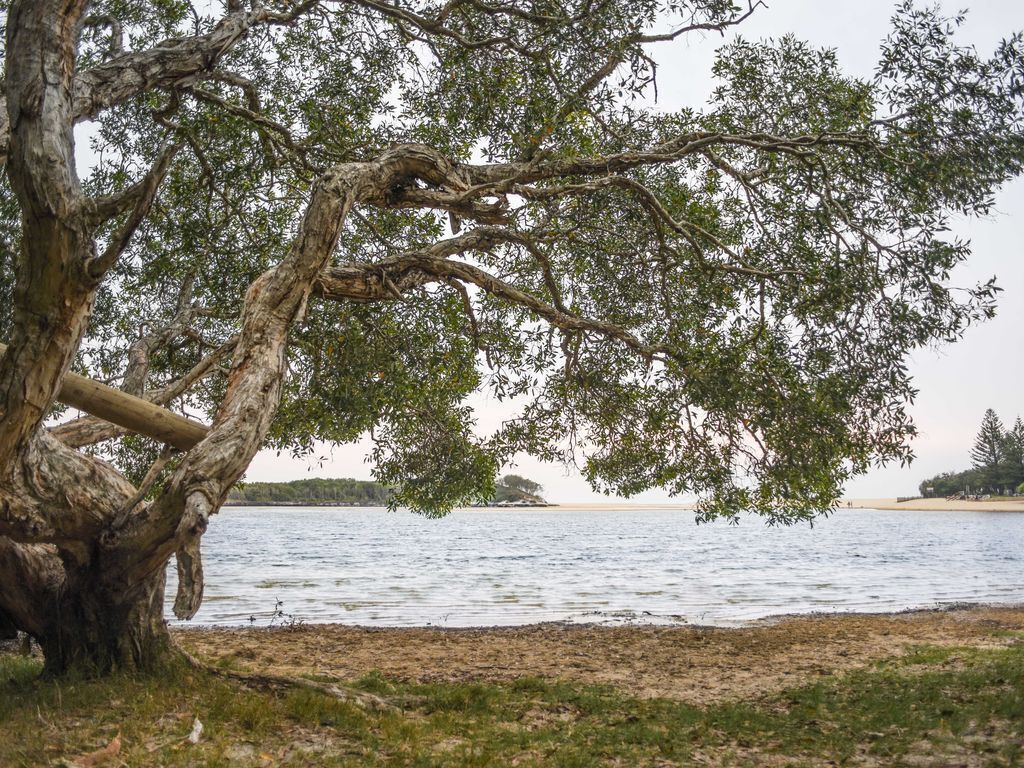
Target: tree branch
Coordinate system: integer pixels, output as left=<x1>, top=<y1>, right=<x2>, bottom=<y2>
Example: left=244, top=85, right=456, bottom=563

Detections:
left=0, top=4, right=320, bottom=166
left=316, top=228, right=673, bottom=364
left=111, top=142, right=476, bottom=588
left=49, top=336, right=237, bottom=449
left=84, top=143, right=181, bottom=279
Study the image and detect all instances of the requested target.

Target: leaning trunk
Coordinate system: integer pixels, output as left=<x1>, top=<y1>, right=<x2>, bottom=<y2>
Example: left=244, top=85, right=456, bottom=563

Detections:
left=35, top=568, right=174, bottom=676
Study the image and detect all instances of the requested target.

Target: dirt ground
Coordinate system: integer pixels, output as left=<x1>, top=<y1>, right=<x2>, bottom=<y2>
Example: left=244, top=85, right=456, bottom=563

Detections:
left=177, top=605, right=1024, bottom=704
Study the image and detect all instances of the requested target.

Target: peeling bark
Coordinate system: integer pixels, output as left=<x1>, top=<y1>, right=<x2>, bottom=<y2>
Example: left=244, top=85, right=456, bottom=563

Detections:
left=0, top=0, right=97, bottom=469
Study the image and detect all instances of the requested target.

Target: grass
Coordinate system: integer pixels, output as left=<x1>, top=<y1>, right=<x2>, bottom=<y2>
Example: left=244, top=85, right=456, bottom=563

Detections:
left=1, top=642, right=1022, bottom=766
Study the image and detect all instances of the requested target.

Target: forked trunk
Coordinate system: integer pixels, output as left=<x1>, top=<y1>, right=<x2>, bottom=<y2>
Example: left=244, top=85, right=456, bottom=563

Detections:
left=35, top=569, right=175, bottom=676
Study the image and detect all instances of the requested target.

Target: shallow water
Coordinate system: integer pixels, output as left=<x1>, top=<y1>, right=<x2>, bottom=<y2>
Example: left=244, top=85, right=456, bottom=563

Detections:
left=166, top=507, right=1024, bottom=628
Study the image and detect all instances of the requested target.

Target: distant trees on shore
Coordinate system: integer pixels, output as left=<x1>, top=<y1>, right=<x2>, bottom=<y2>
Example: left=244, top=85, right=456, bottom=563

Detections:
left=920, top=410, right=1024, bottom=497
left=228, top=478, right=393, bottom=506
left=228, top=474, right=546, bottom=506
left=493, top=475, right=546, bottom=504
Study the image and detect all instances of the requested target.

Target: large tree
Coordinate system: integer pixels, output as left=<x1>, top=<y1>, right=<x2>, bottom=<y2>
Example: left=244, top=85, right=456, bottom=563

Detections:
left=970, top=408, right=1006, bottom=490
left=1001, top=416, right=1024, bottom=490
left=1, top=0, right=1022, bottom=674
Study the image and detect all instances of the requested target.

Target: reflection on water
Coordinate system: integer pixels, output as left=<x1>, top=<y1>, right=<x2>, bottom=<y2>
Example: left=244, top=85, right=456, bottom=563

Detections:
left=167, top=507, right=1024, bottom=627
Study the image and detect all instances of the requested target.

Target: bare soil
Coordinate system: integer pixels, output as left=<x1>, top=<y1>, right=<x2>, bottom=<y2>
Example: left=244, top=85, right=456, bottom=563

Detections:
left=176, top=604, right=1024, bottom=704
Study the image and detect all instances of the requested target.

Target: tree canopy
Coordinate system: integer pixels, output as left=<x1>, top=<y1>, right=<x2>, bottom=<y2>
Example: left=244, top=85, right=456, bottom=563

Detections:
left=4, top=0, right=1020, bottom=521
left=499, top=475, right=544, bottom=497
left=1, top=0, right=1023, bottom=672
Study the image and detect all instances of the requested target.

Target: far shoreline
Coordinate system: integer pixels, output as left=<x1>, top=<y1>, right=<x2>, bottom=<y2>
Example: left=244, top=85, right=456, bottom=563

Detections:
left=223, top=497, right=1024, bottom=512
left=842, top=497, right=1024, bottom=512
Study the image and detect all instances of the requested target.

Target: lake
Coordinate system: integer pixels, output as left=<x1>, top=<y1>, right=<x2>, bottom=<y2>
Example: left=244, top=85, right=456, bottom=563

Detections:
left=166, top=507, right=1024, bottom=627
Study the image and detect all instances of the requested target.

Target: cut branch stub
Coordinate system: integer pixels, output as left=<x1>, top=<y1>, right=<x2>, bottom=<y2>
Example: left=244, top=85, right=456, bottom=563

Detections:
left=0, top=342, right=209, bottom=451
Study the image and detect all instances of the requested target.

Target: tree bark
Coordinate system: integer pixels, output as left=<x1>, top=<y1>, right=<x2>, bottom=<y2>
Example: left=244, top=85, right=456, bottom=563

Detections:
left=0, top=608, right=17, bottom=640
left=0, top=517, right=177, bottom=673
left=35, top=568, right=172, bottom=676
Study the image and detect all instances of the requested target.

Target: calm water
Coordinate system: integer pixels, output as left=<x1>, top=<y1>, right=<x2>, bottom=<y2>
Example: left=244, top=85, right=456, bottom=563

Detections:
left=166, top=507, right=1024, bottom=627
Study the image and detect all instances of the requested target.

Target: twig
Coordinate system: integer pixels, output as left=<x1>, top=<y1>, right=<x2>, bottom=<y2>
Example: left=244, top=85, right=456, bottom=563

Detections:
left=177, top=646, right=398, bottom=712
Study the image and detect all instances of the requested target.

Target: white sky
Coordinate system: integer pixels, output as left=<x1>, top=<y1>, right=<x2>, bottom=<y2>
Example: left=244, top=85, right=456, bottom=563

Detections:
left=247, top=0, right=1024, bottom=501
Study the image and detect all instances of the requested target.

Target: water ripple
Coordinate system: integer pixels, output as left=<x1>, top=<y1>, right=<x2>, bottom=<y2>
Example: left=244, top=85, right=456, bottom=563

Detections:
left=167, top=507, right=1024, bottom=627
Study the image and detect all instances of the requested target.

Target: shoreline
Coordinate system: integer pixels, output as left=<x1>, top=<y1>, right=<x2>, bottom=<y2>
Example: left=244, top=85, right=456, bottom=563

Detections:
left=842, top=496, right=1024, bottom=512
left=222, top=498, right=1024, bottom=512
left=171, top=600, right=1024, bottom=634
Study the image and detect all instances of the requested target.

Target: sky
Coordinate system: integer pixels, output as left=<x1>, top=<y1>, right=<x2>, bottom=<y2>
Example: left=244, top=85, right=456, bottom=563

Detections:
left=245, top=0, right=1024, bottom=502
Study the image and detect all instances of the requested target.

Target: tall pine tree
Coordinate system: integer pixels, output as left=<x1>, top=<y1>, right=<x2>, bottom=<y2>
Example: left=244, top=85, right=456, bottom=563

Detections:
left=970, top=409, right=1006, bottom=490
left=1001, top=417, right=1024, bottom=490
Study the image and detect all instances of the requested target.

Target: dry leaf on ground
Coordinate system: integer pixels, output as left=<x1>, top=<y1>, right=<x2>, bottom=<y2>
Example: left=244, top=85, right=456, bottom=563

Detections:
left=66, top=733, right=121, bottom=767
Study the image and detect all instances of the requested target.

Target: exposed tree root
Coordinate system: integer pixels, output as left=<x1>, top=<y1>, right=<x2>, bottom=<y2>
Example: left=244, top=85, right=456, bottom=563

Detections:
left=177, top=644, right=397, bottom=712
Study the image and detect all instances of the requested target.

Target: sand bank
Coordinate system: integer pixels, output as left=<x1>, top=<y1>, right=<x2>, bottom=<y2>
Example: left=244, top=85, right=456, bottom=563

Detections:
left=462, top=498, right=1024, bottom=512
left=844, top=497, right=1024, bottom=512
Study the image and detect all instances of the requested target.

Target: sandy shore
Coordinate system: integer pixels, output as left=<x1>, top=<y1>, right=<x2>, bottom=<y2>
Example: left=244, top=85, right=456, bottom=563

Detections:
left=461, top=498, right=1024, bottom=512
left=177, top=604, right=1024, bottom=705
left=843, top=497, right=1024, bottom=512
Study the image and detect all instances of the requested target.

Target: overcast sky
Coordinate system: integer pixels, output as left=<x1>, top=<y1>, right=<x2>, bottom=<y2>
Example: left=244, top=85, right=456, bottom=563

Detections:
left=247, top=0, right=1024, bottom=502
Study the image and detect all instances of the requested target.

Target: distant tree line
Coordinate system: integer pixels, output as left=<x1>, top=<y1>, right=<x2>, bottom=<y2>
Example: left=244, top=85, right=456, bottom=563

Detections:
left=227, top=474, right=545, bottom=506
left=920, top=410, right=1024, bottom=497
left=228, top=478, right=392, bottom=506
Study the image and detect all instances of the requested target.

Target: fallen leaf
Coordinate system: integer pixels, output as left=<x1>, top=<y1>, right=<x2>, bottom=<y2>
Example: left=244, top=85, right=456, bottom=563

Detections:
left=69, top=733, right=121, bottom=767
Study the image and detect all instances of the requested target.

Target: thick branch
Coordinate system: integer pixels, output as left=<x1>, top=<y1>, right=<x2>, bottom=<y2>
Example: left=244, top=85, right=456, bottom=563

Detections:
left=0, top=5, right=316, bottom=165
left=50, top=337, right=235, bottom=449
left=0, top=0, right=97, bottom=469
left=0, top=342, right=210, bottom=452
left=112, top=143, right=473, bottom=602
left=0, top=432, right=137, bottom=547
left=316, top=228, right=672, bottom=363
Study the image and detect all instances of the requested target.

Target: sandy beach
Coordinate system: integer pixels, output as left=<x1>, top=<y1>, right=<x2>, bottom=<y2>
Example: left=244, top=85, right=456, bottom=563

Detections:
left=844, top=497, right=1024, bottom=512
left=471, top=498, right=1024, bottom=512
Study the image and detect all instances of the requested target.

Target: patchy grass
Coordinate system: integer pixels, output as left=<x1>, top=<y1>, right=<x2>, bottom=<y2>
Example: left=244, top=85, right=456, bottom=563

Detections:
left=1, top=642, right=1022, bottom=766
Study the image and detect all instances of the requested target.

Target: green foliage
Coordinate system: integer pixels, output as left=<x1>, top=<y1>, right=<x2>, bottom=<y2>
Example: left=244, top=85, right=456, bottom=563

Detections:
left=1002, top=417, right=1024, bottom=487
left=970, top=408, right=1006, bottom=482
left=498, top=474, right=543, bottom=497
left=919, top=467, right=986, bottom=498
left=3, top=1, right=1023, bottom=520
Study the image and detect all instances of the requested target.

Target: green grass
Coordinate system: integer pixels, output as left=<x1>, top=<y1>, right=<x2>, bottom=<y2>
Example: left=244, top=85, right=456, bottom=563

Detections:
left=1, top=643, right=1022, bottom=766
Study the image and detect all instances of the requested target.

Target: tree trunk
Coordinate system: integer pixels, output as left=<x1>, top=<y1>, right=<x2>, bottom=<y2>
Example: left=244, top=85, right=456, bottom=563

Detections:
left=35, top=569, right=174, bottom=676
left=0, top=607, right=17, bottom=640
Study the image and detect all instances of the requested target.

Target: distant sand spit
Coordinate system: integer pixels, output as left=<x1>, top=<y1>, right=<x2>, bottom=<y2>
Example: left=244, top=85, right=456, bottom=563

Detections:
left=843, top=497, right=1024, bottom=512
left=460, top=498, right=1024, bottom=512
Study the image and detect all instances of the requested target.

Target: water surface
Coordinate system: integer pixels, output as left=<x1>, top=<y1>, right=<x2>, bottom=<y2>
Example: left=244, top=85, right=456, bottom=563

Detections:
left=167, top=507, right=1024, bottom=627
